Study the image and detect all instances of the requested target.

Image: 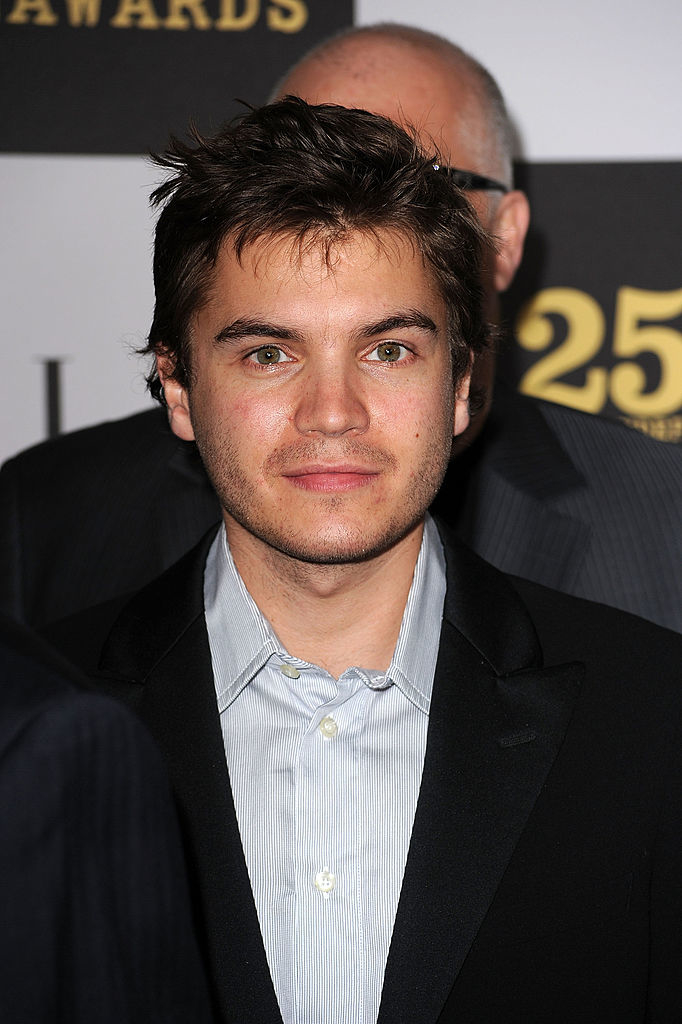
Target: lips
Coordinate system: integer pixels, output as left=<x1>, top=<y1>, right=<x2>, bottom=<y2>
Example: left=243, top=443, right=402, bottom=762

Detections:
left=282, top=464, right=381, bottom=492
left=266, top=440, right=398, bottom=488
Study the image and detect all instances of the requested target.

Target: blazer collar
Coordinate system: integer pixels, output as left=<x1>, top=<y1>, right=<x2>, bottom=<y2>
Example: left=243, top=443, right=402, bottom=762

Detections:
left=99, top=527, right=218, bottom=682
left=438, top=521, right=542, bottom=674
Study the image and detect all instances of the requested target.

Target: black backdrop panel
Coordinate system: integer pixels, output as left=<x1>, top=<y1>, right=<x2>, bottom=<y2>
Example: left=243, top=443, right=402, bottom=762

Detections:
left=501, top=161, right=682, bottom=441
left=2, top=0, right=353, bottom=153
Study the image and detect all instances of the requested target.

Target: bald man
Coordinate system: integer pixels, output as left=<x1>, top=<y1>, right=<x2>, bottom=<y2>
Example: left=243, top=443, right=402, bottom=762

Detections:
left=1, top=23, right=680, bottom=632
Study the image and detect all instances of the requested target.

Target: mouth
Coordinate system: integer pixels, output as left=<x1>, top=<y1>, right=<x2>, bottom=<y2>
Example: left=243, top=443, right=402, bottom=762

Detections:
left=282, top=464, right=381, bottom=492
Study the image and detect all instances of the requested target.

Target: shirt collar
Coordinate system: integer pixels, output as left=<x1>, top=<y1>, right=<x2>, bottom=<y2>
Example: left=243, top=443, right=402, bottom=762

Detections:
left=204, top=514, right=446, bottom=715
left=204, top=528, right=280, bottom=713
left=387, top=514, right=446, bottom=712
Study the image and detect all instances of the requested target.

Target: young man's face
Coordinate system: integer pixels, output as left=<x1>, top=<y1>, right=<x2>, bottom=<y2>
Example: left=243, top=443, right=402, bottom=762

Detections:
left=161, top=229, right=471, bottom=567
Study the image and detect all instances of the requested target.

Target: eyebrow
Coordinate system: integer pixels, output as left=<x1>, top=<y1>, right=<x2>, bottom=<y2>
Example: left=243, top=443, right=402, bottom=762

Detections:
left=215, top=309, right=439, bottom=346
left=359, top=311, right=439, bottom=338
left=214, top=319, right=302, bottom=344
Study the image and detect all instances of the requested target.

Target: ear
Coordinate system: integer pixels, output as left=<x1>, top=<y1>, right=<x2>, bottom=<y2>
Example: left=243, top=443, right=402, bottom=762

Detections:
left=490, top=189, right=530, bottom=292
left=453, top=366, right=472, bottom=438
left=156, top=350, right=195, bottom=442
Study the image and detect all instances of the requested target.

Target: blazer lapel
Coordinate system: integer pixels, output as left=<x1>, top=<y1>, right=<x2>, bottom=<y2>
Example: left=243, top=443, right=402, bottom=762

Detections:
left=154, top=438, right=221, bottom=568
left=98, top=534, right=283, bottom=1024
left=441, top=386, right=592, bottom=590
left=378, top=534, right=583, bottom=1024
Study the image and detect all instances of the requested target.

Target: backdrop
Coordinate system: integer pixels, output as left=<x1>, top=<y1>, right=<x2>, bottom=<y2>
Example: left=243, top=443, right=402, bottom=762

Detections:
left=1, top=0, right=680, bottom=464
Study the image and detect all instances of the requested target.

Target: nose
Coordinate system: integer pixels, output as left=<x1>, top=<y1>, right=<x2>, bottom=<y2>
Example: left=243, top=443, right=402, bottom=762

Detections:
left=293, top=358, right=370, bottom=437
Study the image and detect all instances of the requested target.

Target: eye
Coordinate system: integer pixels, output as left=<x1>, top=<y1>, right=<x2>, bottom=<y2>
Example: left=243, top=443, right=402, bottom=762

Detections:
left=366, top=342, right=410, bottom=363
left=247, top=345, right=293, bottom=365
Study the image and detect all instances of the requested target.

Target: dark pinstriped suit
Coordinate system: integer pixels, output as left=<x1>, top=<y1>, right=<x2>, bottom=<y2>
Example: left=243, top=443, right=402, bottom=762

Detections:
left=437, top=382, right=682, bottom=631
left=0, top=618, right=214, bottom=1024
left=1, top=384, right=680, bottom=630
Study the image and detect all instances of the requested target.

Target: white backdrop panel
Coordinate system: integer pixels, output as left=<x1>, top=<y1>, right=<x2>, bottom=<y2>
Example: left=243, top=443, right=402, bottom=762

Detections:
left=357, top=0, right=682, bottom=161
left=1, top=155, right=155, bottom=462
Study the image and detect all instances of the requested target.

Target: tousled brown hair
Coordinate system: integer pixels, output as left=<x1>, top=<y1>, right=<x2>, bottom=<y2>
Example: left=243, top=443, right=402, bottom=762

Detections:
left=145, top=96, right=492, bottom=402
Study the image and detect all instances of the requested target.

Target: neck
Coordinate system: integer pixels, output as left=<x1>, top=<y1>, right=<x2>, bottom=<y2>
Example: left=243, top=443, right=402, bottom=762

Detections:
left=224, top=518, right=425, bottom=678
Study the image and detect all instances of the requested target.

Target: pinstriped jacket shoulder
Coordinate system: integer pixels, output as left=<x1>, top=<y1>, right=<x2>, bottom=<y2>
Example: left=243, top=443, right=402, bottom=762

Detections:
left=435, top=382, right=682, bottom=632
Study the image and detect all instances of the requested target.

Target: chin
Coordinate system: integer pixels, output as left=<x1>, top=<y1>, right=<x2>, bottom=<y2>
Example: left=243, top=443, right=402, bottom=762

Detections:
left=240, top=514, right=424, bottom=567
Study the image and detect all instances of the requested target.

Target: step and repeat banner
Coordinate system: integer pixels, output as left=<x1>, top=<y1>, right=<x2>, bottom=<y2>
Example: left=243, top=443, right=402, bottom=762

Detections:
left=1, top=0, right=680, bottom=462
left=4, top=0, right=336, bottom=154
left=501, top=161, right=682, bottom=444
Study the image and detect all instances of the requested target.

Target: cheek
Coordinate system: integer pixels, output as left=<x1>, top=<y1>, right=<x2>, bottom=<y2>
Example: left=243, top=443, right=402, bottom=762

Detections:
left=195, top=383, right=296, bottom=464
left=375, top=380, right=454, bottom=449
left=412, top=375, right=455, bottom=432
left=228, top=392, right=292, bottom=439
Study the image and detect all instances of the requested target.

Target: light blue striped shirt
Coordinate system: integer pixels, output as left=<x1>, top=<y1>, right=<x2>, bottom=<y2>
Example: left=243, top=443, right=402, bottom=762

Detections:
left=204, top=515, right=446, bottom=1024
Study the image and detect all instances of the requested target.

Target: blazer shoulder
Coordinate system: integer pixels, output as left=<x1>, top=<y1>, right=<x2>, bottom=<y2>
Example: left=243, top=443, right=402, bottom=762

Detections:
left=41, top=594, right=134, bottom=679
left=0, top=617, right=148, bottom=752
left=0, top=408, right=181, bottom=530
left=1, top=408, right=219, bottom=628
left=539, top=398, right=682, bottom=467
left=2, top=408, right=173, bottom=486
left=42, top=526, right=218, bottom=681
left=507, top=572, right=682, bottom=686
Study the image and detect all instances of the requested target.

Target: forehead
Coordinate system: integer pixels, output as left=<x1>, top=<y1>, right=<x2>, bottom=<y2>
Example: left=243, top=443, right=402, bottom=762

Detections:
left=202, top=229, right=445, bottom=317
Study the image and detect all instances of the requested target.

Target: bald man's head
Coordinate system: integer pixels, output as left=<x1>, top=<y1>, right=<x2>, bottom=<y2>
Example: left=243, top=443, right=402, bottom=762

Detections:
left=278, top=25, right=513, bottom=192
left=276, top=24, right=528, bottom=295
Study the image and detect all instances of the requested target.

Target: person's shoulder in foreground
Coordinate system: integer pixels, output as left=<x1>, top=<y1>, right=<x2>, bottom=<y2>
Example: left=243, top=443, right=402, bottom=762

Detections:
left=0, top=406, right=220, bottom=626
left=0, top=616, right=214, bottom=1024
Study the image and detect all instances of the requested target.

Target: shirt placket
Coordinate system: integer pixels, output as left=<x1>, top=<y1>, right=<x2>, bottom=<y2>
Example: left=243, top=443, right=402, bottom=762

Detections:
left=293, top=669, right=369, bottom=1024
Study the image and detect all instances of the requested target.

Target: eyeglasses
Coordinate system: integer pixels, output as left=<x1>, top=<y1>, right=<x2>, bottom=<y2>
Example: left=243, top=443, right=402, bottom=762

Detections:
left=433, top=164, right=510, bottom=194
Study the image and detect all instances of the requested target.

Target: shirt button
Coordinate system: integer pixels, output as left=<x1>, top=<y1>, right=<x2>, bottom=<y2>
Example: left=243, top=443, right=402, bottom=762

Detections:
left=279, top=663, right=300, bottom=679
left=314, top=867, right=336, bottom=894
left=318, top=715, right=338, bottom=739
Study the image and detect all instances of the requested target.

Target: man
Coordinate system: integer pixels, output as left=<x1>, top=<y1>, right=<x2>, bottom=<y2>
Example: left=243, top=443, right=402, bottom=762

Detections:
left=0, top=616, right=213, bottom=1023
left=1, top=24, right=680, bottom=632
left=49, top=99, right=682, bottom=1024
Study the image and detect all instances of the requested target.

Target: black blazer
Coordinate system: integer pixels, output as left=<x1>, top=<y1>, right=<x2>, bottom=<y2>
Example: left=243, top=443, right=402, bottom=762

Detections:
left=46, top=526, right=682, bottom=1024
left=0, top=407, right=221, bottom=627
left=3, top=388, right=680, bottom=631
left=0, top=618, right=213, bottom=1024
